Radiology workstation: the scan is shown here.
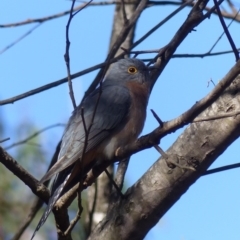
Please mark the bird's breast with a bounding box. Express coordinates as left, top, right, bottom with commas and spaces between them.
99, 81, 149, 161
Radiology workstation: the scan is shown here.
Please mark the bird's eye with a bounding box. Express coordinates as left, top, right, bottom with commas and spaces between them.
128, 66, 138, 74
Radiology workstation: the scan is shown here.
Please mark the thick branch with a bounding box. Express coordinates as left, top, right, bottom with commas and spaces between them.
0, 146, 49, 202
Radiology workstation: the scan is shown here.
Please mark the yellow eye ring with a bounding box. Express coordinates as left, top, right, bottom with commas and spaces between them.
127, 66, 138, 74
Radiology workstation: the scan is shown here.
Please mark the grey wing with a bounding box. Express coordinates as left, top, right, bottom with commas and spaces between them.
41, 83, 131, 183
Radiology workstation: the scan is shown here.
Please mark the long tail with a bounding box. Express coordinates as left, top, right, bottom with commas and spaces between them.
30, 172, 71, 240
31, 159, 93, 239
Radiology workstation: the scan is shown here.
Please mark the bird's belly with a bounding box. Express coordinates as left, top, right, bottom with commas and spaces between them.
98, 113, 145, 161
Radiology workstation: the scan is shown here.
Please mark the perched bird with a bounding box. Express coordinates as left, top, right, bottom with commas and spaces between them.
31, 58, 151, 239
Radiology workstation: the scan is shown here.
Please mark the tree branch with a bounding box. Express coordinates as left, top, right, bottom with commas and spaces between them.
0, 146, 49, 202
5, 123, 65, 150
203, 162, 240, 175
0, 23, 42, 55
213, 0, 239, 61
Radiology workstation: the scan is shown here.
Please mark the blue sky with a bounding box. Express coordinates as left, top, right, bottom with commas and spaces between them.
1, 1, 240, 239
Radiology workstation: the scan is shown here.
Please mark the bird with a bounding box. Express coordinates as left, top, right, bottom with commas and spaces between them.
31, 58, 151, 239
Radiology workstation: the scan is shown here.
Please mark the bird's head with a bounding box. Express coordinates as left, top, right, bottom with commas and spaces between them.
105, 58, 150, 85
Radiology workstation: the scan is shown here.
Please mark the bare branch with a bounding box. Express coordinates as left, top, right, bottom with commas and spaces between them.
64, 0, 78, 110
150, 0, 240, 22
1, 0, 240, 28
5, 123, 65, 150
172, 49, 240, 58
0, 138, 10, 143
0, 58, 120, 106
115, 160, 129, 189
64, 0, 93, 109
0, 146, 49, 202
63, 193, 83, 236
154, 145, 196, 171
208, 8, 240, 53
0, 23, 42, 55
131, 0, 193, 52
203, 162, 240, 175
105, 168, 124, 198
0, 2, 127, 28
213, 0, 239, 61
128, 48, 240, 58
150, 109, 163, 127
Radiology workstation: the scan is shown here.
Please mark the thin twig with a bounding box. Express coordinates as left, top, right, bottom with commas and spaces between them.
208, 8, 240, 53
0, 23, 42, 54
172, 49, 240, 58
64, 0, 93, 109
73, 1, 93, 16
65, 0, 78, 109
131, 0, 193, 51
0, 2, 131, 28
5, 123, 65, 150
128, 48, 240, 58
105, 168, 124, 198
213, 0, 239, 61
203, 162, 240, 176
63, 192, 83, 235
1, 0, 240, 28
154, 145, 196, 171
114, 159, 129, 190
150, 109, 163, 127
0, 57, 120, 106
207, 78, 216, 87
154, 145, 168, 158
0, 137, 10, 143
109, 158, 130, 204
